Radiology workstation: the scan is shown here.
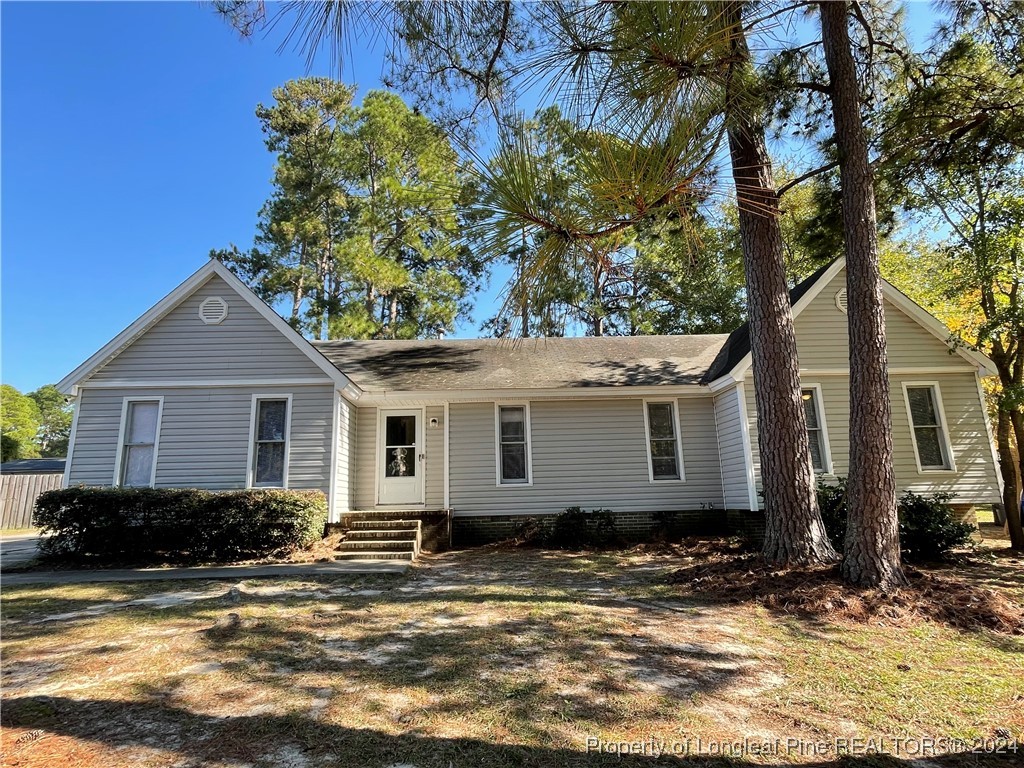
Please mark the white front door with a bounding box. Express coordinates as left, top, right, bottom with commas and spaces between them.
377, 409, 424, 506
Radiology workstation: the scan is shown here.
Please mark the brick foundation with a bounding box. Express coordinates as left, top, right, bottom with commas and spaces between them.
452, 508, 730, 547
725, 508, 767, 545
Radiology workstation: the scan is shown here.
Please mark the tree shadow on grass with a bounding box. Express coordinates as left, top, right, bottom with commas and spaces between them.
4, 695, 1019, 767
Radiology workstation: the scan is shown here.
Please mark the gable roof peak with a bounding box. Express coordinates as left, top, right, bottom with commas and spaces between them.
56, 259, 358, 396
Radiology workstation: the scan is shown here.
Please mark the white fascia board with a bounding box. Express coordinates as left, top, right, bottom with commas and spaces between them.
356, 383, 711, 405
56, 260, 363, 399
707, 374, 739, 393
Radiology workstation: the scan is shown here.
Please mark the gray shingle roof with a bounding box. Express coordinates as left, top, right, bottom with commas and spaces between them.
0, 458, 66, 475
314, 335, 731, 392
312, 263, 838, 393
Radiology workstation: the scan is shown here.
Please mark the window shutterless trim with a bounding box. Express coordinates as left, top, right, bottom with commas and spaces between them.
494, 402, 533, 487
901, 382, 956, 473
642, 398, 686, 484
112, 396, 164, 487
801, 384, 834, 475
246, 394, 292, 488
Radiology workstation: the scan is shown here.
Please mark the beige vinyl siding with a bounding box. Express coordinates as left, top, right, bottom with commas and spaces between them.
744, 377, 999, 508
714, 387, 754, 509
448, 398, 724, 517
794, 266, 973, 369
352, 406, 445, 509
806, 374, 998, 504
353, 407, 377, 510
425, 406, 445, 508
757, 263, 1000, 504
333, 396, 355, 516
746, 393, 762, 495
90, 275, 331, 382
67, 385, 333, 494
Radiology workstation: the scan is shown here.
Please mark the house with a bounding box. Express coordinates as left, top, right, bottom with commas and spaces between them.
56, 258, 1002, 547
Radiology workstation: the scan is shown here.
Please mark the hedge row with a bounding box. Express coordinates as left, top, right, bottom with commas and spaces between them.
34, 487, 328, 563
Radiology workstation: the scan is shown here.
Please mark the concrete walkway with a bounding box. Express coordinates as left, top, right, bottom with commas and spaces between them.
0, 533, 41, 570
2, 559, 409, 586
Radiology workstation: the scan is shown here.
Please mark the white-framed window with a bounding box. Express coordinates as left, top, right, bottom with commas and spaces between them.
643, 400, 685, 482
114, 397, 163, 487
248, 395, 292, 488
495, 403, 532, 486
902, 383, 955, 472
801, 385, 833, 474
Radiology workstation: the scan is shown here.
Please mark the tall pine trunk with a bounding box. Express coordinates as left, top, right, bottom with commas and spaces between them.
996, 410, 1024, 548
725, 2, 837, 565
820, 1, 906, 588
1009, 408, 1024, 549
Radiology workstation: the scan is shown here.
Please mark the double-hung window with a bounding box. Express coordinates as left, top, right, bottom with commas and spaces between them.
645, 401, 683, 482
904, 384, 953, 471
497, 404, 531, 485
250, 397, 290, 487
801, 387, 830, 473
117, 399, 162, 487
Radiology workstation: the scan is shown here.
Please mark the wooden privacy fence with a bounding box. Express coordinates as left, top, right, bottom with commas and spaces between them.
1, 472, 63, 529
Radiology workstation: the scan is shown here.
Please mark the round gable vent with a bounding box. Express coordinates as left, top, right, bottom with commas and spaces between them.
835, 288, 848, 314
198, 296, 229, 325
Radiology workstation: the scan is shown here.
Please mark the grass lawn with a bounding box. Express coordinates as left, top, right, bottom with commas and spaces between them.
1, 538, 1022, 767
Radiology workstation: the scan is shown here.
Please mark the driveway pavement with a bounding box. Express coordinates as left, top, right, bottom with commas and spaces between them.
0, 533, 41, 570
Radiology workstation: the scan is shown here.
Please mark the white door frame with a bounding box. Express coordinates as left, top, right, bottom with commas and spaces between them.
376, 408, 426, 506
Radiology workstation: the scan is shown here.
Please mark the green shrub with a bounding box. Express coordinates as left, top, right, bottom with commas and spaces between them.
897, 490, 975, 561
547, 506, 619, 549
815, 476, 848, 549
34, 487, 327, 563
814, 478, 975, 561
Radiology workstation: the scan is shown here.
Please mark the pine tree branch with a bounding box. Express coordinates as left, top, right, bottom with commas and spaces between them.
776, 160, 840, 198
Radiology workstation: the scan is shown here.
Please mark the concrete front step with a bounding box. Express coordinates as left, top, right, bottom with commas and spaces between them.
335, 550, 415, 562
339, 539, 417, 552
336, 515, 423, 562
341, 510, 445, 523
346, 529, 419, 541
348, 520, 420, 531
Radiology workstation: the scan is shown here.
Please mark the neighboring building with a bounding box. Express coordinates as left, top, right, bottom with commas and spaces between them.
1, 458, 66, 529
56, 259, 1001, 545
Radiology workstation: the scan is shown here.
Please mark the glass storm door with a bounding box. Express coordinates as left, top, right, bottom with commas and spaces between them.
378, 410, 423, 505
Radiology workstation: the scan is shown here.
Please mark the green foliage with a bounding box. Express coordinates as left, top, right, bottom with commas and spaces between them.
214, 81, 482, 341
547, 506, 619, 550
897, 491, 976, 562
815, 478, 975, 561
815, 476, 849, 549
1, 384, 41, 461
34, 487, 327, 563
28, 385, 72, 457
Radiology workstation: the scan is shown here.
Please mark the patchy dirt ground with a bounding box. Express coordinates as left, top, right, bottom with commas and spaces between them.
2, 546, 1022, 767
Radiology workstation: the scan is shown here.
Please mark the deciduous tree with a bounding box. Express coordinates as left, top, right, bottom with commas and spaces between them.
1, 384, 42, 461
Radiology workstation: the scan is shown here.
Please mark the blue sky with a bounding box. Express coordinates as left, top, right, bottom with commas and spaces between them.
2, 1, 486, 392
2, 2, 939, 393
